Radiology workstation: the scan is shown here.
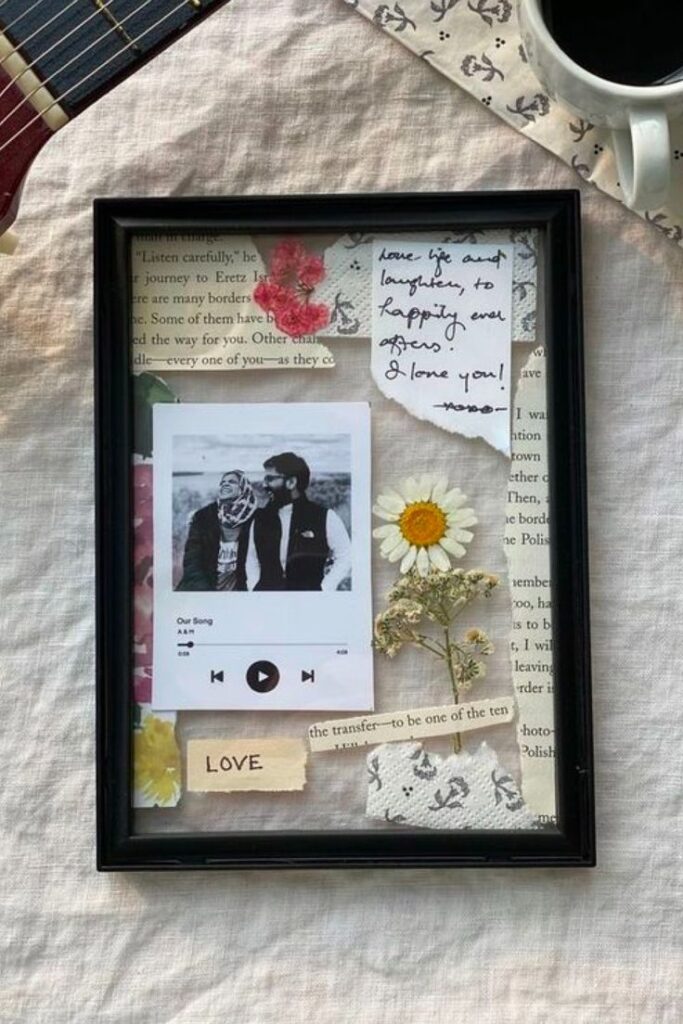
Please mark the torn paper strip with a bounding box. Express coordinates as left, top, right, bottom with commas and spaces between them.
318, 229, 538, 341
308, 697, 514, 753
504, 346, 557, 824
371, 240, 513, 454
366, 741, 538, 830
130, 234, 334, 371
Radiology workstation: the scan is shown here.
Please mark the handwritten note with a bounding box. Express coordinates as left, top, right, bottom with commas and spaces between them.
308, 697, 514, 753
130, 234, 335, 372
318, 229, 538, 342
504, 347, 556, 824
186, 737, 307, 792
371, 241, 513, 454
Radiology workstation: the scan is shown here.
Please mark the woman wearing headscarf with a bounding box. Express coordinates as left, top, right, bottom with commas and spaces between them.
177, 470, 258, 591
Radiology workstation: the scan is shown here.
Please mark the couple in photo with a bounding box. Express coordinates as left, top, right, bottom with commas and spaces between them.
177, 452, 351, 592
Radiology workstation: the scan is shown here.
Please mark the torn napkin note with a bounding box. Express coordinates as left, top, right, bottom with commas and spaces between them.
366, 741, 538, 831
371, 240, 513, 454
317, 229, 537, 342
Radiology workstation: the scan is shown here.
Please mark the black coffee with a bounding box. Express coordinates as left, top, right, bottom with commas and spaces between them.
541, 0, 683, 87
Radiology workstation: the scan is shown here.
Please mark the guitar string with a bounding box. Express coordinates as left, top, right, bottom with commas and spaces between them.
2, 0, 100, 69
0, 0, 197, 155
0, 0, 163, 133
0, 0, 149, 107
1, 0, 62, 37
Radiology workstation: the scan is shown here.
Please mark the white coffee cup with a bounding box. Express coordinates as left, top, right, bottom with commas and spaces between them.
518, 0, 683, 211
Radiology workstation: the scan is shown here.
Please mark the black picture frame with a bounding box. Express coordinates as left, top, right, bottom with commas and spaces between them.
95, 191, 594, 870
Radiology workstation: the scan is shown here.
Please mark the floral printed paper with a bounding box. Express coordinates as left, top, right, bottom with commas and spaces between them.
366, 740, 538, 830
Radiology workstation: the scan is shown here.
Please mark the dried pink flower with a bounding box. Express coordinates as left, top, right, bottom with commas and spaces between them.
298, 255, 325, 290
275, 303, 310, 338
253, 279, 293, 314
269, 239, 308, 282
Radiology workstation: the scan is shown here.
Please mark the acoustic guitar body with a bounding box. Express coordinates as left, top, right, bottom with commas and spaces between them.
0, 0, 231, 253
0, 67, 51, 251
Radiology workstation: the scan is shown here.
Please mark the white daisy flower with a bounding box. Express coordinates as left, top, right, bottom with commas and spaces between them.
372, 474, 477, 575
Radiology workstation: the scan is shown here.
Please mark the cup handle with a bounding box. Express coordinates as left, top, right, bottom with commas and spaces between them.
611, 108, 670, 211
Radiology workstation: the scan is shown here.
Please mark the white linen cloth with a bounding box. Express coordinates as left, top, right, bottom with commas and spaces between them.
1, 0, 682, 1020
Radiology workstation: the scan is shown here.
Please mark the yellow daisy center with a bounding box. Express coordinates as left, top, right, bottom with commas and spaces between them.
398, 501, 447, 547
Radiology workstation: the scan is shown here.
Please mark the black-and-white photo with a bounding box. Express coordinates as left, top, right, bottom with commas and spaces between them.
172, 434, 353, 592
152, 402, 371, 712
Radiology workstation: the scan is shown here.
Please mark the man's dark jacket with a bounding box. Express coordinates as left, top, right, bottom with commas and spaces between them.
253, 496, 330, 591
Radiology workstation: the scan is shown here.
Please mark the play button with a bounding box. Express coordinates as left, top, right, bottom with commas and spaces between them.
245, 660, 280, 693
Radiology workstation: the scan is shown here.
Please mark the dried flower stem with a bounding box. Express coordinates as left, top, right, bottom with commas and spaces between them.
444, 628, 463, 754
374, 568, 499, 752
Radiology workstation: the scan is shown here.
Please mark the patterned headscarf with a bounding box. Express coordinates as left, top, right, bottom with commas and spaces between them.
216, 471, 258, 528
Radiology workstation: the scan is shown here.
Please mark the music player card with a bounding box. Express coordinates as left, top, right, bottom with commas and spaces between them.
151, 402, 373, 711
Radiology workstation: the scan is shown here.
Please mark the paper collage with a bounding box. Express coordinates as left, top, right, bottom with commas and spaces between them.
130, 235, 335, 372
129, 228, 555, 834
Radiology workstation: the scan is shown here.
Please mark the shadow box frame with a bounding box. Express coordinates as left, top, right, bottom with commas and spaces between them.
95, 190, 595, 871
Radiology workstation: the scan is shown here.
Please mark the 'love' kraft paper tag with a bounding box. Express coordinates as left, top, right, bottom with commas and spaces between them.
186, 737, 307, 792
